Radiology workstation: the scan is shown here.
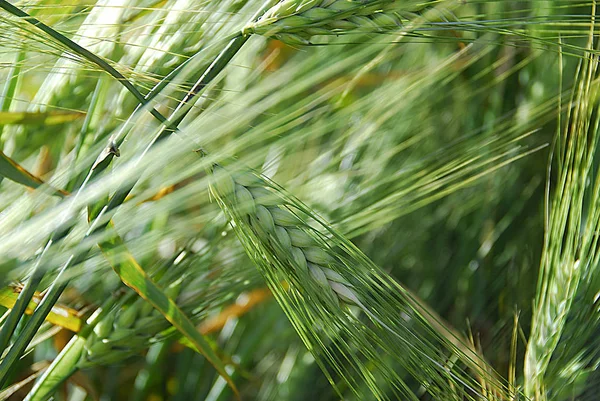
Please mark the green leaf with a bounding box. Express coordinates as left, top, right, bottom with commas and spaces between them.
25, 335, 86, 401
0, 150, 68, 196
0, 263, 71, 388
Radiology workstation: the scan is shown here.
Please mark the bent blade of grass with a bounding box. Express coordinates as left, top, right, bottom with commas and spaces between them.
97, 225, 240, 400
0, 150, 68, 196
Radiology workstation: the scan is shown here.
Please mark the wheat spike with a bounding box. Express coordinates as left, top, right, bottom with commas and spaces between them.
83, 281, 182, 366
211, 165, 362, 309
209, 164, 509, 399
243, 0, 411, 44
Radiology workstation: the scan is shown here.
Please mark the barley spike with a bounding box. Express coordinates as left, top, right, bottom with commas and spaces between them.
210, 165, 362, 309
83, 284, 181, 365
243, 0, 410, 44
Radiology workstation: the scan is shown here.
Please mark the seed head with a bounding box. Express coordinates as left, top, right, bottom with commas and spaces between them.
209, 165, 362, 309
243, 0, 408, 44
83, 283, 182, 365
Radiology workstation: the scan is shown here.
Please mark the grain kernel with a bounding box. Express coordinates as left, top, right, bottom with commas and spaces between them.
234, 171, 262, 187
235, 185, 256, 216
328, 0, 357, 11
93, 314, 114, 339
270, 207, 299, 226
250, 187, 280, 206
304, 247, 334, 265
255, 205, 275, 234
303, 7, 338, 20
273, 225, 293, 251
116, 306, 138, 328
212, 165, 235, 197
288, 228, 314, 247
322, 267, 348, 284
292, 247, 308, 272
308, 263, 329, 287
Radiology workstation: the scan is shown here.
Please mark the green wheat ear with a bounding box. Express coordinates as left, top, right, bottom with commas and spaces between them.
209, 163, 510, 400
242, 0, 425, 44
83, 283, 179, 366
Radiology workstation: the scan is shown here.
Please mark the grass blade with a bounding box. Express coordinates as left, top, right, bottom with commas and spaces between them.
0, 268, 44, 357
0, 150, 68, 196
0, 264, 71, 388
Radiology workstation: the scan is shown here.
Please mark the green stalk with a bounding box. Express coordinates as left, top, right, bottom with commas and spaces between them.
0, 49, 23, 141
0, 49, 23, 189
73, 78, 103, 161
0, 251, 45, 353
154, 34, 247, 142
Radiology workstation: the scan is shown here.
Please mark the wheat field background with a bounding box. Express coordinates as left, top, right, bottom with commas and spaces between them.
0, 1, 598, 400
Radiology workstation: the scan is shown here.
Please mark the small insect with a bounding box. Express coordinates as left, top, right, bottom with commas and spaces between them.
107, 141, 120, 157
92, 141, 120, 170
